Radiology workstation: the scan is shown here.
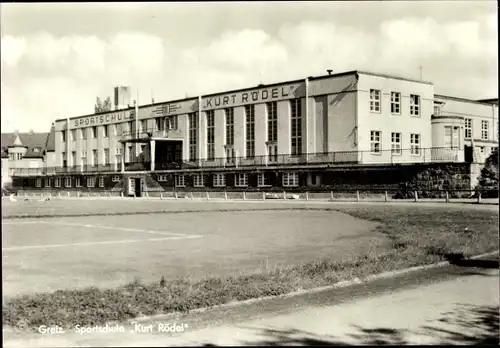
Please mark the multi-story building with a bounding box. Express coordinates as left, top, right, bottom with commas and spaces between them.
1, 130, 53, 189
9, 70, 498, 195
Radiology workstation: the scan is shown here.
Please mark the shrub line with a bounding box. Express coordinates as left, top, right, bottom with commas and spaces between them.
129, 250, 499, 324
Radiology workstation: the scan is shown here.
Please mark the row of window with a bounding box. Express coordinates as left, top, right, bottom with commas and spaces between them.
157, 172, 300, 188
190, 99, 302, 162
370, 131, 421, 155
369, 90, 421, 116
464, 119, 493, 141
61, 116, 179, 142
34, 175, 121, 188
61, 148, 123, 167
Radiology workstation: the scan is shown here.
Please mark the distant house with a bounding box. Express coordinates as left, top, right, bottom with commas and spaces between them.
1, 128, 53, 188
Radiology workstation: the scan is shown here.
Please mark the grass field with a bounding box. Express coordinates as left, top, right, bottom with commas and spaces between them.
2, 209, 388, 297
2, 198, 498, 330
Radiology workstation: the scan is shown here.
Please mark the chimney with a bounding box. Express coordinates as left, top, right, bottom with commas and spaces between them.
327, 69, 333, 75
114, 86, 131, 110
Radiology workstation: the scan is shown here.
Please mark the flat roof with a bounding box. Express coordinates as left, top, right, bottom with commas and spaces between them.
435, 94, 499, 106
53, 70, 453, 124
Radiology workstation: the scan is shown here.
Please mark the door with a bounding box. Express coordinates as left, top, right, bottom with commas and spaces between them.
134, 178, 142, 197
128, 177, 135, 196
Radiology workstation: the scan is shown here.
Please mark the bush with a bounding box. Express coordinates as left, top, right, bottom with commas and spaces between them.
475, 148, 499, 198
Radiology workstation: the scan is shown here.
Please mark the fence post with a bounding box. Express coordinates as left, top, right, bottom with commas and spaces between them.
77, 192, 80, 198
384, 191, 388, 202
58, 192, 61, 198
68, 192, 70, 198
174, 191, 178, 200
445, 191, 449, 203
224, 191, 228, 200
330, 191, 334, 201
120, 192, 124, 198
283, 191, 286, 200
191, 192, 194, 200
160, 192, 163, 200
97, 192, 100, 198
262, 192, 265, 200
477, 192, 482, 204
356, 190, 360, 202
206, 191, 210, 200
414, 191, 418, 202
243, 191, 246, 200
305, 191, 309, 201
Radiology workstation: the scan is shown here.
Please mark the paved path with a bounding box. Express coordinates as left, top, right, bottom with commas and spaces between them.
4, 262, 499, 347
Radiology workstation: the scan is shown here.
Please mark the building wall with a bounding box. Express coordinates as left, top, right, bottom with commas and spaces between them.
357, 73, 434, 164
435, 96, 498, 164
2, 158, 10, 187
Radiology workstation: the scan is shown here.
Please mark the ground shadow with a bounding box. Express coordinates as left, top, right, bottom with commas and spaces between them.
448, 258, 499, 269
196, 304, 499, 346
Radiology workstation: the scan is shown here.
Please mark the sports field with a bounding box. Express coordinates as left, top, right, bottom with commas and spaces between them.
2, 205, 390, 297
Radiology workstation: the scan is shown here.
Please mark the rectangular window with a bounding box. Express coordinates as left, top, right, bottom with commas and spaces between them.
410, 94, 420, 116
103, 149, 110, 164
44, 178, 51, 188
193, 174, 205, 187
168, 115, 178, 130
70, 130, 76, 141
128, 121, 134, 134
81, 128, 87, 140
115, 147, 122, 156
61, 131, 66, 142
54, 177, 61, 188
370, 89, 381, 112
290, 98, 302, 156
213, 173, 226, 187
481, 120, 489, 140
128, 145, 133, 161
71, 151, 76, 166
391, 132, 401, 155
87, 177, 95, 187
282, 172, 299, 187
480, 146, 486, 154
92, 126, 97, 138
370, 131, 381, 154
156, 118, 164, 131
75, 177, 82, 187
268, 143, 278, 162
258, 172, 272, 187
410, 133, 421, 155
465, 118, 472, 139
206, 110, 215, 161
267, 101, 278, 142
175, 174, 185, 187
245, 105, 255, 158
444, 126, 452, 147
92, 149, 98, 166
225, 108, 234, 146
434, 105, 441, 116
112, 175, 121, 182
36, 178, 42, 188
64, 177, 71, 188
98, 176, 104, 188
62, 152, 67, 167
226, 147, 235, 164
188, 113, 197, 161
235, 173, 248, 187
391, 92, 400, 114
140, 120, 147, 133
157, 175, 167, 182
103, 125, 109, 138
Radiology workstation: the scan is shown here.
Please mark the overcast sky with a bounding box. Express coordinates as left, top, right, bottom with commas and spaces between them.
1, 1, 497, 133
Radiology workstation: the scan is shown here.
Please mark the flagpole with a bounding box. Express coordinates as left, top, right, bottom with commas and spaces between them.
135, 88, 139, 156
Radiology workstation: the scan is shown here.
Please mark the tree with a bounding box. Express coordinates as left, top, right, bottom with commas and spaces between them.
94, 96, 112, 113
475, 147, 499, 197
